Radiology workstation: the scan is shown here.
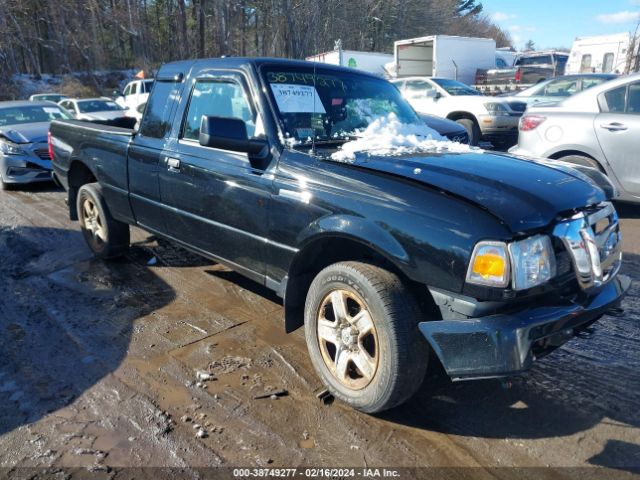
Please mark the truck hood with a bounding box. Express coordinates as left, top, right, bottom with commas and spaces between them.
0, 122, 49, 144
334, 150, 606, 232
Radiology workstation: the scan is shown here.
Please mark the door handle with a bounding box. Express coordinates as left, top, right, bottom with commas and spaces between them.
600, 122, 628, 132
166, 157, 181, 171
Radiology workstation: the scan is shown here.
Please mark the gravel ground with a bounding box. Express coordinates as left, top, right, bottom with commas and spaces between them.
0, 183, 638, 479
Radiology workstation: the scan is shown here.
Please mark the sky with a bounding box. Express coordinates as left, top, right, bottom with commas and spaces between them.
482, 0, 640, 50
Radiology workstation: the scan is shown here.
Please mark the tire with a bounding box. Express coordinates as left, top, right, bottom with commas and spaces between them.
304, 261, 429, 413
0, 175, 14, 191
76, 182, 130, 259
455, 118, 481, 146
558, 154, 604, 173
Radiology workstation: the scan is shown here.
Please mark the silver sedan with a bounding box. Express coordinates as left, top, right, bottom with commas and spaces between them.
0, 101, 71, 190
510, 72, 640, 204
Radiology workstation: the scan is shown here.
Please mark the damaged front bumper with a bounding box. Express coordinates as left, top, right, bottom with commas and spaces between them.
419, 274, 631, 381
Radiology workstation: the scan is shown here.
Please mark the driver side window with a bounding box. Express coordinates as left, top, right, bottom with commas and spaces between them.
182, 77, 258, 142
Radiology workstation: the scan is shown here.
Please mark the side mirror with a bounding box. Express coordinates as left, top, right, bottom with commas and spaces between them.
199, 116, 267, 155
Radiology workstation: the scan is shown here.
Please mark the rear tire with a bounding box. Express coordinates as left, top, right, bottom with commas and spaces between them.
558, 154, 604, 173
77, 182, 129, 259
455, 118, 481, 146
304, 261, 429, 413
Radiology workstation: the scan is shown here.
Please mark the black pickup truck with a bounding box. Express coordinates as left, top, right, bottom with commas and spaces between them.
50, 57, 629, 413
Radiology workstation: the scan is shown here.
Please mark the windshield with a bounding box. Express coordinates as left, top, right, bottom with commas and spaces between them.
33, 94, 66, 102
0, 105, 70, 126
77, 100, 123, 113
431, 78, 482, 96
262, 66, 421, 146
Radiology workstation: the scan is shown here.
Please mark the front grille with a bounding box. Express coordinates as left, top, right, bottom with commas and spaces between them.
553, 202, 622, 292
34, 148, 51, 160
447, 132, 469, 144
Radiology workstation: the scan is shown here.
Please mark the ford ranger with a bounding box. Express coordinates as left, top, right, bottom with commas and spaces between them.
50, 58, 629, 413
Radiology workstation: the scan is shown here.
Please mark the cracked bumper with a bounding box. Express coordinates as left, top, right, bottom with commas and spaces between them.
419, 274, 631, 381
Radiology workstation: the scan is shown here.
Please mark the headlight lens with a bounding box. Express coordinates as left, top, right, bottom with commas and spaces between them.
466, 235, 556, 290
509, 235, 556, 290
484, 102, 510, 116
466, 241, 510, 288
0, 140, 27, 156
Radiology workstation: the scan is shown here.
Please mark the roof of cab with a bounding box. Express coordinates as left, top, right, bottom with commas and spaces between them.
157, 57, 382, 81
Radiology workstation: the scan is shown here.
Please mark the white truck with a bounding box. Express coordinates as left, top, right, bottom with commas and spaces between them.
565, 32, 637, 74
115, 79, 155, 111
390, 35, 496, 85
306, 48, 393, 77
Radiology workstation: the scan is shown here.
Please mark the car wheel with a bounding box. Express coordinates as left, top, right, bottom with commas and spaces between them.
304, 261, 429, 413
77, 182, 130, 259
455, 118, 481, 146
559, 155, 604, 173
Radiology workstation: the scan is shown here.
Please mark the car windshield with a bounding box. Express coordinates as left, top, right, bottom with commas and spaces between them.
0, 105, 70, 126
33, 94, 65, 102
431, 78, 482, 96
77, 100, 123, 113
262, 66, 421, 146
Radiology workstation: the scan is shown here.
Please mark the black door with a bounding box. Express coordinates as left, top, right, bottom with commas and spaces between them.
158, 71, 275, 281
127, 75, 184, 232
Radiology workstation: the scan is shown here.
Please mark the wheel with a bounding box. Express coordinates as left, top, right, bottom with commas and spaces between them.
455, 118, 481, 146
0, 175, 14, 191
304, 261, 429, 413
77, 182, 130, 259
558, 154, 604, 173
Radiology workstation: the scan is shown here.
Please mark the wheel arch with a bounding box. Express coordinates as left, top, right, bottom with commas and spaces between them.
281, 218, 433, 333
446, 111, 479, 124
548, 149, 606, 173
67, 159, 98, 220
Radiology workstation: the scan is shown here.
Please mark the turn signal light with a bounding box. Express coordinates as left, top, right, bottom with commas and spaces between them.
48, 131, 54, 161
473, 253, 506, 278
519, 115, 546, 132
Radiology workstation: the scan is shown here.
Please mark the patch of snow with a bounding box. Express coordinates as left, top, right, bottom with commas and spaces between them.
331, 112, 479, 162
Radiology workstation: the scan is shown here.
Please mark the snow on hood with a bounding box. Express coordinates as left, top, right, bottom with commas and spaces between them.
331, 113, 477, 162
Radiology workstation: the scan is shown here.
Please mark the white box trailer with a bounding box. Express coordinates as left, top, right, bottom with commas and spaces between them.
566, 32, 634, 74
392, 35, 496, 85
306, 49, 394, 77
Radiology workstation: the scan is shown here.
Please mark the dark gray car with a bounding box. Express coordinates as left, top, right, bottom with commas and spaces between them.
0, 101, 71, 190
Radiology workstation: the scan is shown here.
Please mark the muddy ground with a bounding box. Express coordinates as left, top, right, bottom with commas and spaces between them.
0, 184, 639, 479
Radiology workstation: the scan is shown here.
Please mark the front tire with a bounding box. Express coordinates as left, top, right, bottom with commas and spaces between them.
77, 183, 130, 259
455, 118, 481, 146
304, 261, 429, 413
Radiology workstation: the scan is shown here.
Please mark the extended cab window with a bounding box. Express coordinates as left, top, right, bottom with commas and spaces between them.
138, 80, 182, 138
182, 78, 256, 141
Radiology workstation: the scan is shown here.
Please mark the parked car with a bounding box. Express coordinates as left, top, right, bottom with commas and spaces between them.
0, 101, 70, 189
114, 79, 154, 111
50, 58, 628, 413
58, 98, 128, 122
476, 50, 569, 88
510, 72, 640, 204
125, 102, 146, 128
29, 93, 69, 103
419, 113, 469, 143
501, 73, 618, 107
391, 76, 526, 146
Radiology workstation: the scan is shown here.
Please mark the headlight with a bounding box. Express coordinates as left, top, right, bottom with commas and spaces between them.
0, 140, 27, 156
466, 235, 556, 290
484, 102, 510, 116
509, 235, 556, 290
466, 241, 510, 288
